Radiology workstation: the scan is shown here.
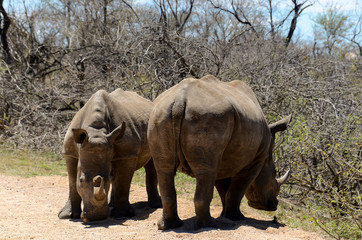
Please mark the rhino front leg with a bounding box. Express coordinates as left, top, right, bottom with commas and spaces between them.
144, 158, 162, 208
58, 156, 82, 219
220, 174, 248, 221
222, 159, 266, 221
110, 160, 135, 218
222, 162, 265, 221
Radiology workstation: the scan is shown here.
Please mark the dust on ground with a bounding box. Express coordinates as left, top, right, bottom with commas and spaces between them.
0, 175, 326, 240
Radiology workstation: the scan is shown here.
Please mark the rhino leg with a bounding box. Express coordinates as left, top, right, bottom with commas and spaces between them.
149, 129, 182, 230
110, 160, 136, 218
221, 162, 264, 221
220, 174, 248, 221
58, 157, 82, 219
215, 178, 231, 217
156, 170, 183, 230
194, 172, 217, 229
181, 113, 232, 228
144, 158, 162, 208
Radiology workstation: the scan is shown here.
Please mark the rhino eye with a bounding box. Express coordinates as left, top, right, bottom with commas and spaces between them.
79, 175, 86, 184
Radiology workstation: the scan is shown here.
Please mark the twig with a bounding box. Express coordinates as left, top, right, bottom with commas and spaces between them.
312, 216, 340, 240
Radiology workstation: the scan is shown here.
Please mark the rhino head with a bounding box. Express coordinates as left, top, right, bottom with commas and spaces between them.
245, 115, 291, 211
72, 122, 126, 221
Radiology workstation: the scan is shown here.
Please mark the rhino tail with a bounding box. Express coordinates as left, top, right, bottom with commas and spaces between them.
171, 92, 189, 174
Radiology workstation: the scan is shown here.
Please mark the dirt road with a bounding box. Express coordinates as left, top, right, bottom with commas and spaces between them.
0, 175, 325, 239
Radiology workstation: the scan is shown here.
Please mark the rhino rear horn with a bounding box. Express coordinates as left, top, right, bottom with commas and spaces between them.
107, 122, 126, 144
269, 114, 292, 135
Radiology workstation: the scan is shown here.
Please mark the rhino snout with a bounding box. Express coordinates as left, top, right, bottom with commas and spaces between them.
247, 198, 278, 211
267, 199, 278, 211
81, 206, 110, 222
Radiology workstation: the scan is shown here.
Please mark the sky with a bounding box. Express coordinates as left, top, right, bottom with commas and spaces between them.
294, 0, 361, 42
4, 0, 362, 43
133, 0, 362, 42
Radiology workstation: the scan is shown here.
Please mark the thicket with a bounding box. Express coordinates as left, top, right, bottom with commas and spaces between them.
0, 0, 360, 239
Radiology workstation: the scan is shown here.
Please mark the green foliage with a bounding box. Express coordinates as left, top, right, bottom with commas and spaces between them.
174, 172, 196, 197
0, 146, 66, 177
275, 114, 362, 239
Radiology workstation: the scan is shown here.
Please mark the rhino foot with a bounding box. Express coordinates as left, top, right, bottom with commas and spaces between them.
220, 210, 245, 221
196, 216, 217, 230
58, 202, 81, 219
111, 205, 135, 219
157, 216, 183, 230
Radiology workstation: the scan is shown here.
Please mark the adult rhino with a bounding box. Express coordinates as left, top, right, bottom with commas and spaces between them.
58, 89, 161, 222
148, 75, 291, 230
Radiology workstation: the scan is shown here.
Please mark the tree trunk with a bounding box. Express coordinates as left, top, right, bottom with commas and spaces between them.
285, 0, 312, 48
103, 0, 108, 34
0, 0, 12, 64
285, 3, 300, 48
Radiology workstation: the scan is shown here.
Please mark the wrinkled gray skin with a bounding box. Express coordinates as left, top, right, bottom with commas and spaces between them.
58, 89, 161, 222
147, 75, 291, 230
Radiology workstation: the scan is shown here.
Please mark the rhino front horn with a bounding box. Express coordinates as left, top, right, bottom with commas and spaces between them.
277, 169, 290, 186
93, 176, 106, 202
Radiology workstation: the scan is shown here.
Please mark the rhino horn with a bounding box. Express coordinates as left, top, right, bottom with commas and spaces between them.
93, 176, 106, 201
277, 169, 290, 186
269, 114, 292, 135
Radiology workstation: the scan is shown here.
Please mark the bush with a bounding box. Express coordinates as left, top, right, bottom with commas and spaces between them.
0, 1, 361, 238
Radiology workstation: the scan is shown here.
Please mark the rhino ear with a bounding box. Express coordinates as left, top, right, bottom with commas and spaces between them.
72, 129, 88, 144
269, 114, 292, 135
107, 122, 126, 144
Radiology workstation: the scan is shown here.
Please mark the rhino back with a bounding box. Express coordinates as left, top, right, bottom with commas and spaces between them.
63, 89, 152, 164
150, 75, 271, 179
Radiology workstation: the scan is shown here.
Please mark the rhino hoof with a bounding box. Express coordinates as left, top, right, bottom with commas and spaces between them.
58, 209, 81, 219
58, 203, 81, 219
58, 209, 72, 219
196, 217, 217, 230
157, 217, 183, 230
221, 211, 245, 221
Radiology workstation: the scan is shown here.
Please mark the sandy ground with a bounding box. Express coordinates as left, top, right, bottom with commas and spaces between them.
0, 175, 326, 240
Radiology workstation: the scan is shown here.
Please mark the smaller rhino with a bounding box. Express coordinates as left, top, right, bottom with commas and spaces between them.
58, 89, 161, 222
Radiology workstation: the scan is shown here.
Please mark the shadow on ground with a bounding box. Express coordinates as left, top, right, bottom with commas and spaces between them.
77, 200, 284, 233
78, 201, 158, 229
164, 216, 285, 234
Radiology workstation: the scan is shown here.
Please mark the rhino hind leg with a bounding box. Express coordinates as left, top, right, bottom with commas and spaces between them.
157, 170, 183, 230
194, 172, 218, 229
215, 178, 231, 217
144, 159, 162, 208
